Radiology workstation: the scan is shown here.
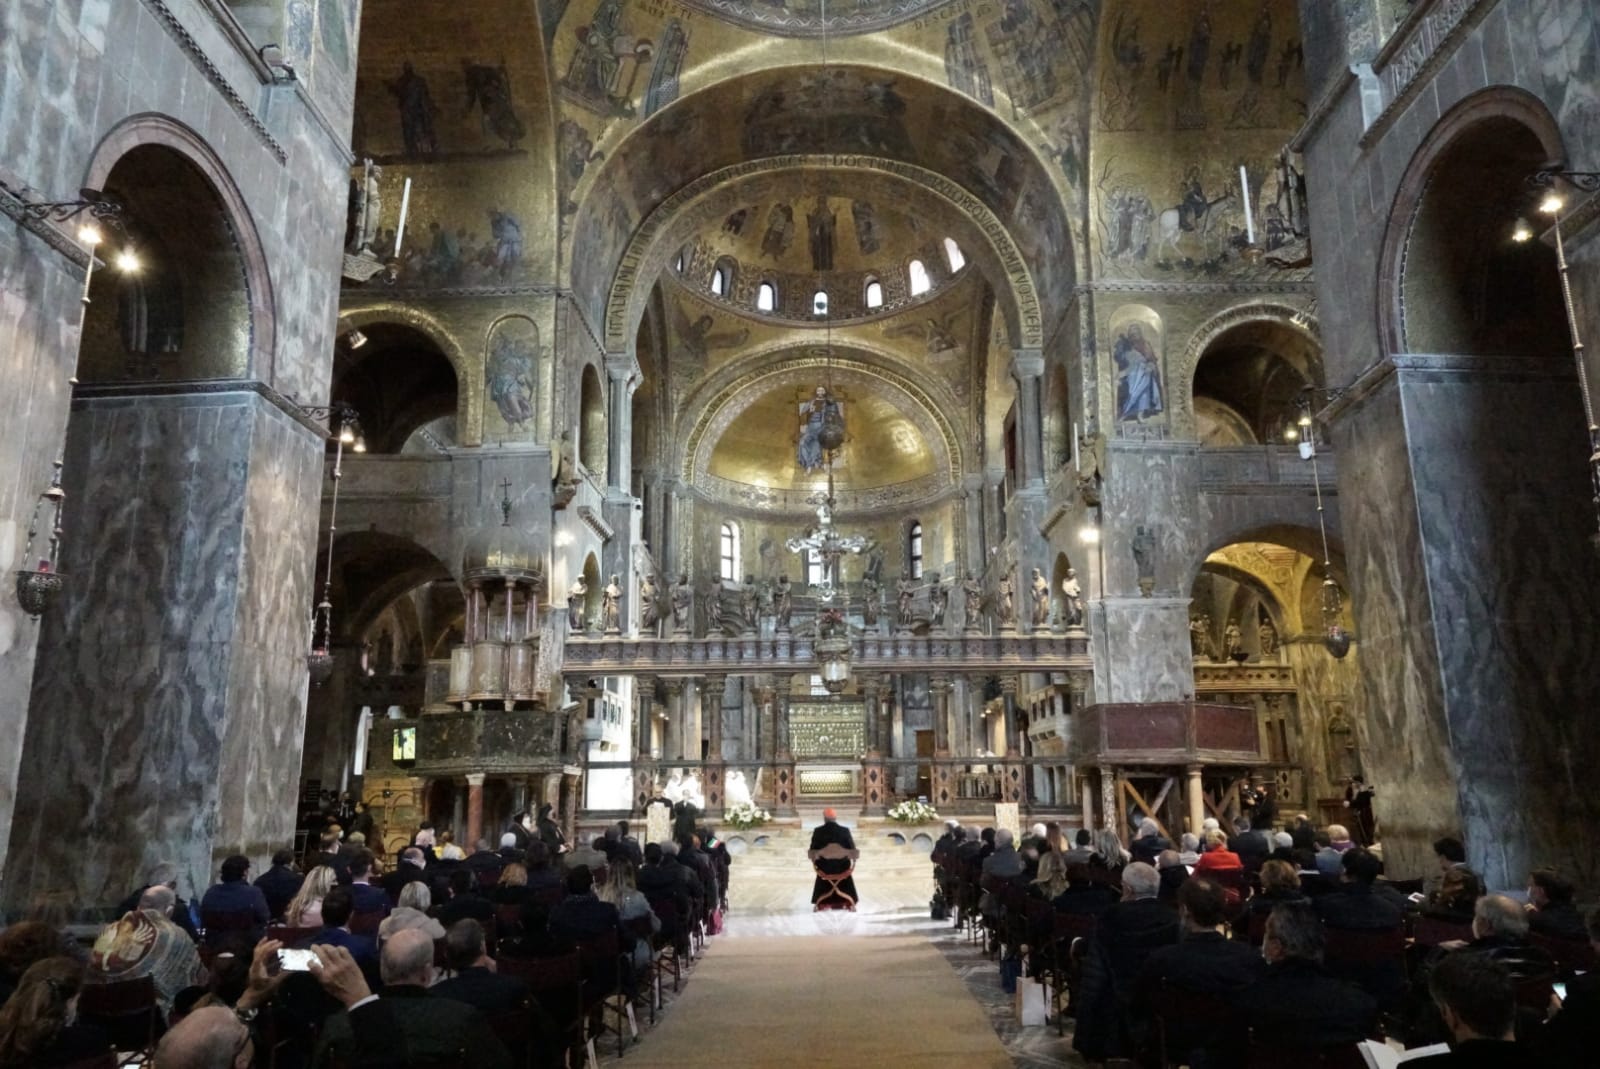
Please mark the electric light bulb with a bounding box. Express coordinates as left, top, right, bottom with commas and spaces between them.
1511, 223, 1533, 243
1539, 193, 1564, 216
115, 248, 141, 272
339, 424, 356, 444
78, 225, 102, 246
353, 437, 367, 454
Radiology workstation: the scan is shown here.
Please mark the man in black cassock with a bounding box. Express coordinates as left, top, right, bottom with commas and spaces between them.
809, 809, 859, 911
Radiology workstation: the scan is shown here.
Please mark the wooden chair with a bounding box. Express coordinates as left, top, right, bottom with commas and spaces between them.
1152, 980, 1232, 1068
627, 914, 663, 1024
487, 998, 533, 1069
1324, 927, 1406, 966
77, 976, 162, 1066
1410, 915, 1473, 947
500, 951, 588, 1069
810, 842, 860, 914
1047, 912, 1099, 1035
1245, 1036, 1367, 1069
646, 896, 686, 992
578, 929, 633, 1058
267, 923, 325, 946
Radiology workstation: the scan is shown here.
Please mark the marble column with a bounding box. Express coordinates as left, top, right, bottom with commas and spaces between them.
1099, 766, 1117, 832
1328, 357, 1600, 887
1010, 349, 1046, 487
603, 354, 638, 495
635, 676, 655, 758
1185, 765, 1204, 838
1000, 677, 1021, 757
770, 683, 796, 817
859, 673, 886, 817
1080, 774, 1096, 829
466, 774, 486, 849
930, 675, 954, 812
661, 679, 683, 766
702, 675, 726, 817
5, 391, 323, 911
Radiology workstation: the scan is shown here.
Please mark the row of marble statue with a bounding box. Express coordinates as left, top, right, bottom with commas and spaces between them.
1190, 611, 1279, 661
565, 566, 1087, 637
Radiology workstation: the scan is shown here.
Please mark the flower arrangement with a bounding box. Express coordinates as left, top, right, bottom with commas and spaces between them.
724, 800, 771, 829
887, 799, 940, 824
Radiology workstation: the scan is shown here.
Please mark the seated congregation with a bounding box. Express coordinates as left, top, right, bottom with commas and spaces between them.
0, 817, 731, 1068
932, 815, 1599, 1067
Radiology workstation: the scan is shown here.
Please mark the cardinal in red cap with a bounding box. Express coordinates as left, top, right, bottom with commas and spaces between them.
809, 808, 858, 909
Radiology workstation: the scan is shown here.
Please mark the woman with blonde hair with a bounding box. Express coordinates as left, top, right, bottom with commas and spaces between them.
1030, 849, 1071, 900
1090, 828, 1130, 870
493, 862, 531, 907
397, 880, 432, 913
596, 860, 659, 970
284, 864, 337, 927
0, 957, 107, 1067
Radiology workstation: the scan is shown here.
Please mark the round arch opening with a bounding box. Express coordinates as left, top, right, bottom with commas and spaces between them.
332, 323, 460, 454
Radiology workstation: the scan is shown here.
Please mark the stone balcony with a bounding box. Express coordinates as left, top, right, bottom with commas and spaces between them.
1070, 702, 1266, 768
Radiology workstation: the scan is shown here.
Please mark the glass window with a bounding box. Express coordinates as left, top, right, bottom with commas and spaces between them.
864, 279, 884, 309
908, 259, 930, 296
812, 290, 828, 316
908, 521, 924, 579
719, 522, 740, 581
757, 282, 776, 312
943, 237, 966, 272
711, 264, 728, 296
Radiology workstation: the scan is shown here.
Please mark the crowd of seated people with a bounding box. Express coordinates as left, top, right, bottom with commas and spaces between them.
932, 810, 1600, 1067
0, 814, 732, 1068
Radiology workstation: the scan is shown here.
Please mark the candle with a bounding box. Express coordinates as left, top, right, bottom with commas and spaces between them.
1072, 421, 1080, 472
1239, 165, 1255, 245
393, 177, 412, 258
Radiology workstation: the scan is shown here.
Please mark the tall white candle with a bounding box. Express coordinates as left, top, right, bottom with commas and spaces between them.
1072, 421, 1081, 472
1239, 165, 1255, 245
393, 177, 412, 258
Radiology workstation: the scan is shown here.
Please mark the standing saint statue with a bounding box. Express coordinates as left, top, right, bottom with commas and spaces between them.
1062, 568, 1084, 627
1224, 620, 1243, 660
1030, 567, 1051, 628
671, 574, 693, 633
701, 577, 724, 633
567, 575, 588, 631
996, 571, 1017, 628
1258, 615, 1278, 656
862, 575, 880, 627
740, 576, 760, 633
928, 572, 948, 627
897, 575, 916, 629
601, 574, 622, 633
638, 572, 660, 632
774, 575, 793, 630
962, 572, 983, 629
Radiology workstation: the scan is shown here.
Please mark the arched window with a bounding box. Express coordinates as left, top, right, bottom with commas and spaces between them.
812, 290, 828, 316
943, 237, 966, 273
711, 260, 733, 296
674, 250, 685, 273
908, 259, 931, 296
757, 281, 777, 312
719, 522, 741, 581
908, 520, 924, 579
864, 278, 884, 309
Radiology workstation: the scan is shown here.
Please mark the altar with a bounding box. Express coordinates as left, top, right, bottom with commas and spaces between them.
790, 700, 866, 797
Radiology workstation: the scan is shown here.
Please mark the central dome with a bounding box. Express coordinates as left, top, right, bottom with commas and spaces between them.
672, 192, 967, 323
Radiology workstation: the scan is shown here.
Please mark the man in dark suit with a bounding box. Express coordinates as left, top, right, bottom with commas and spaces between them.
549, 866, 623, 948
346, 849, 390, 919
255, 848, 304, 922
1534, 905, 1600, 1067
464, 838, 505, 883
1133, 877, 1263, 1063
1053, 863, 1118, 917
1234, 901, 1379, 1054
313, 831, 353, 884
435, 867, 496, 929
1072, 862, 1179, 1062
199, 854, 271, 947
433, 919, 529, 1014
314, 886, 378, 973
380, 847, 429, 904
638, 842, 690, 941
1314, 847, 1406, 1007
117, 861, 201, 941
1407, 950, 1528, 1066
1229, 815, 1272, 873
311, 932, 512, 1069
1527, 868, 1586, 941
1130, 819, 1171, 866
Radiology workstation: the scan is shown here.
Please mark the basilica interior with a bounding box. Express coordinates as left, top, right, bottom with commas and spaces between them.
3, 0, 1600, 952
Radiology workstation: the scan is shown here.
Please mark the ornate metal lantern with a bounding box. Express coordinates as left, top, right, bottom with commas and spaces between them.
14, 460, 67, 618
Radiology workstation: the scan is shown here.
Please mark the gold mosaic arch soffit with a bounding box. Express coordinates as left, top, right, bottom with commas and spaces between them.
679, 347, 964, 487
603, 154, 1043, 351
1170, 301, 1321, 440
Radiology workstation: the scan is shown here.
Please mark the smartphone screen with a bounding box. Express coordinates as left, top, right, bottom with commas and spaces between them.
1553, 982, 1568, 1001
277, 948, 318, 972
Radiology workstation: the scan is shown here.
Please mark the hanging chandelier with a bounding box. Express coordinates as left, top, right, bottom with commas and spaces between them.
1295, 392, 1349, 657
303, 402, 365, 684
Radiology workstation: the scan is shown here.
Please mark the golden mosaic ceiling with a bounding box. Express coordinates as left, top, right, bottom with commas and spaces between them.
707, 379, 938, 491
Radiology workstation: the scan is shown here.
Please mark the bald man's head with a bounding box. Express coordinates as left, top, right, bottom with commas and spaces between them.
381, 926, 435, 986
154, 1005, 249, 1068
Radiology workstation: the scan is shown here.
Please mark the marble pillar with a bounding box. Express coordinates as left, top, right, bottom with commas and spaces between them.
1186, 765, 1204, 838
1330, 357, 1600, 887
1010, 350, 1046, 487
1000, 677, 1020, 757
661, 679, 683, 765
466, 774, 485, 849
4, 391, 323, 911
604, 355, 636, 494
703, 675, 726, 817
930, 675, 954, 812
1099, 766, 1117, 832
860, 674, 884, 757
771, 684, 796, 817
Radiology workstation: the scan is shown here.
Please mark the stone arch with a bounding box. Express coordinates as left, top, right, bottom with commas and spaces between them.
601, 156, 1045, 352
341, 305, 481, 445
1181, 523, 1347, 615
578, 363, 607, 479
83, 113, 277, 383
1377, 87, 1566, 357
1172, 302, 1321, 440
677, 344, 967, 492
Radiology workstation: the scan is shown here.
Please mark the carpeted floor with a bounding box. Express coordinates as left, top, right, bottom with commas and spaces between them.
617, 934, 1013, 1068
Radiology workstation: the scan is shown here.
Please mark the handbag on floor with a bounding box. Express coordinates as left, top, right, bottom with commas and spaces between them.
930, 890, 948, 920
708, 908, 724, 935
1015, 978, 1047, 1026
